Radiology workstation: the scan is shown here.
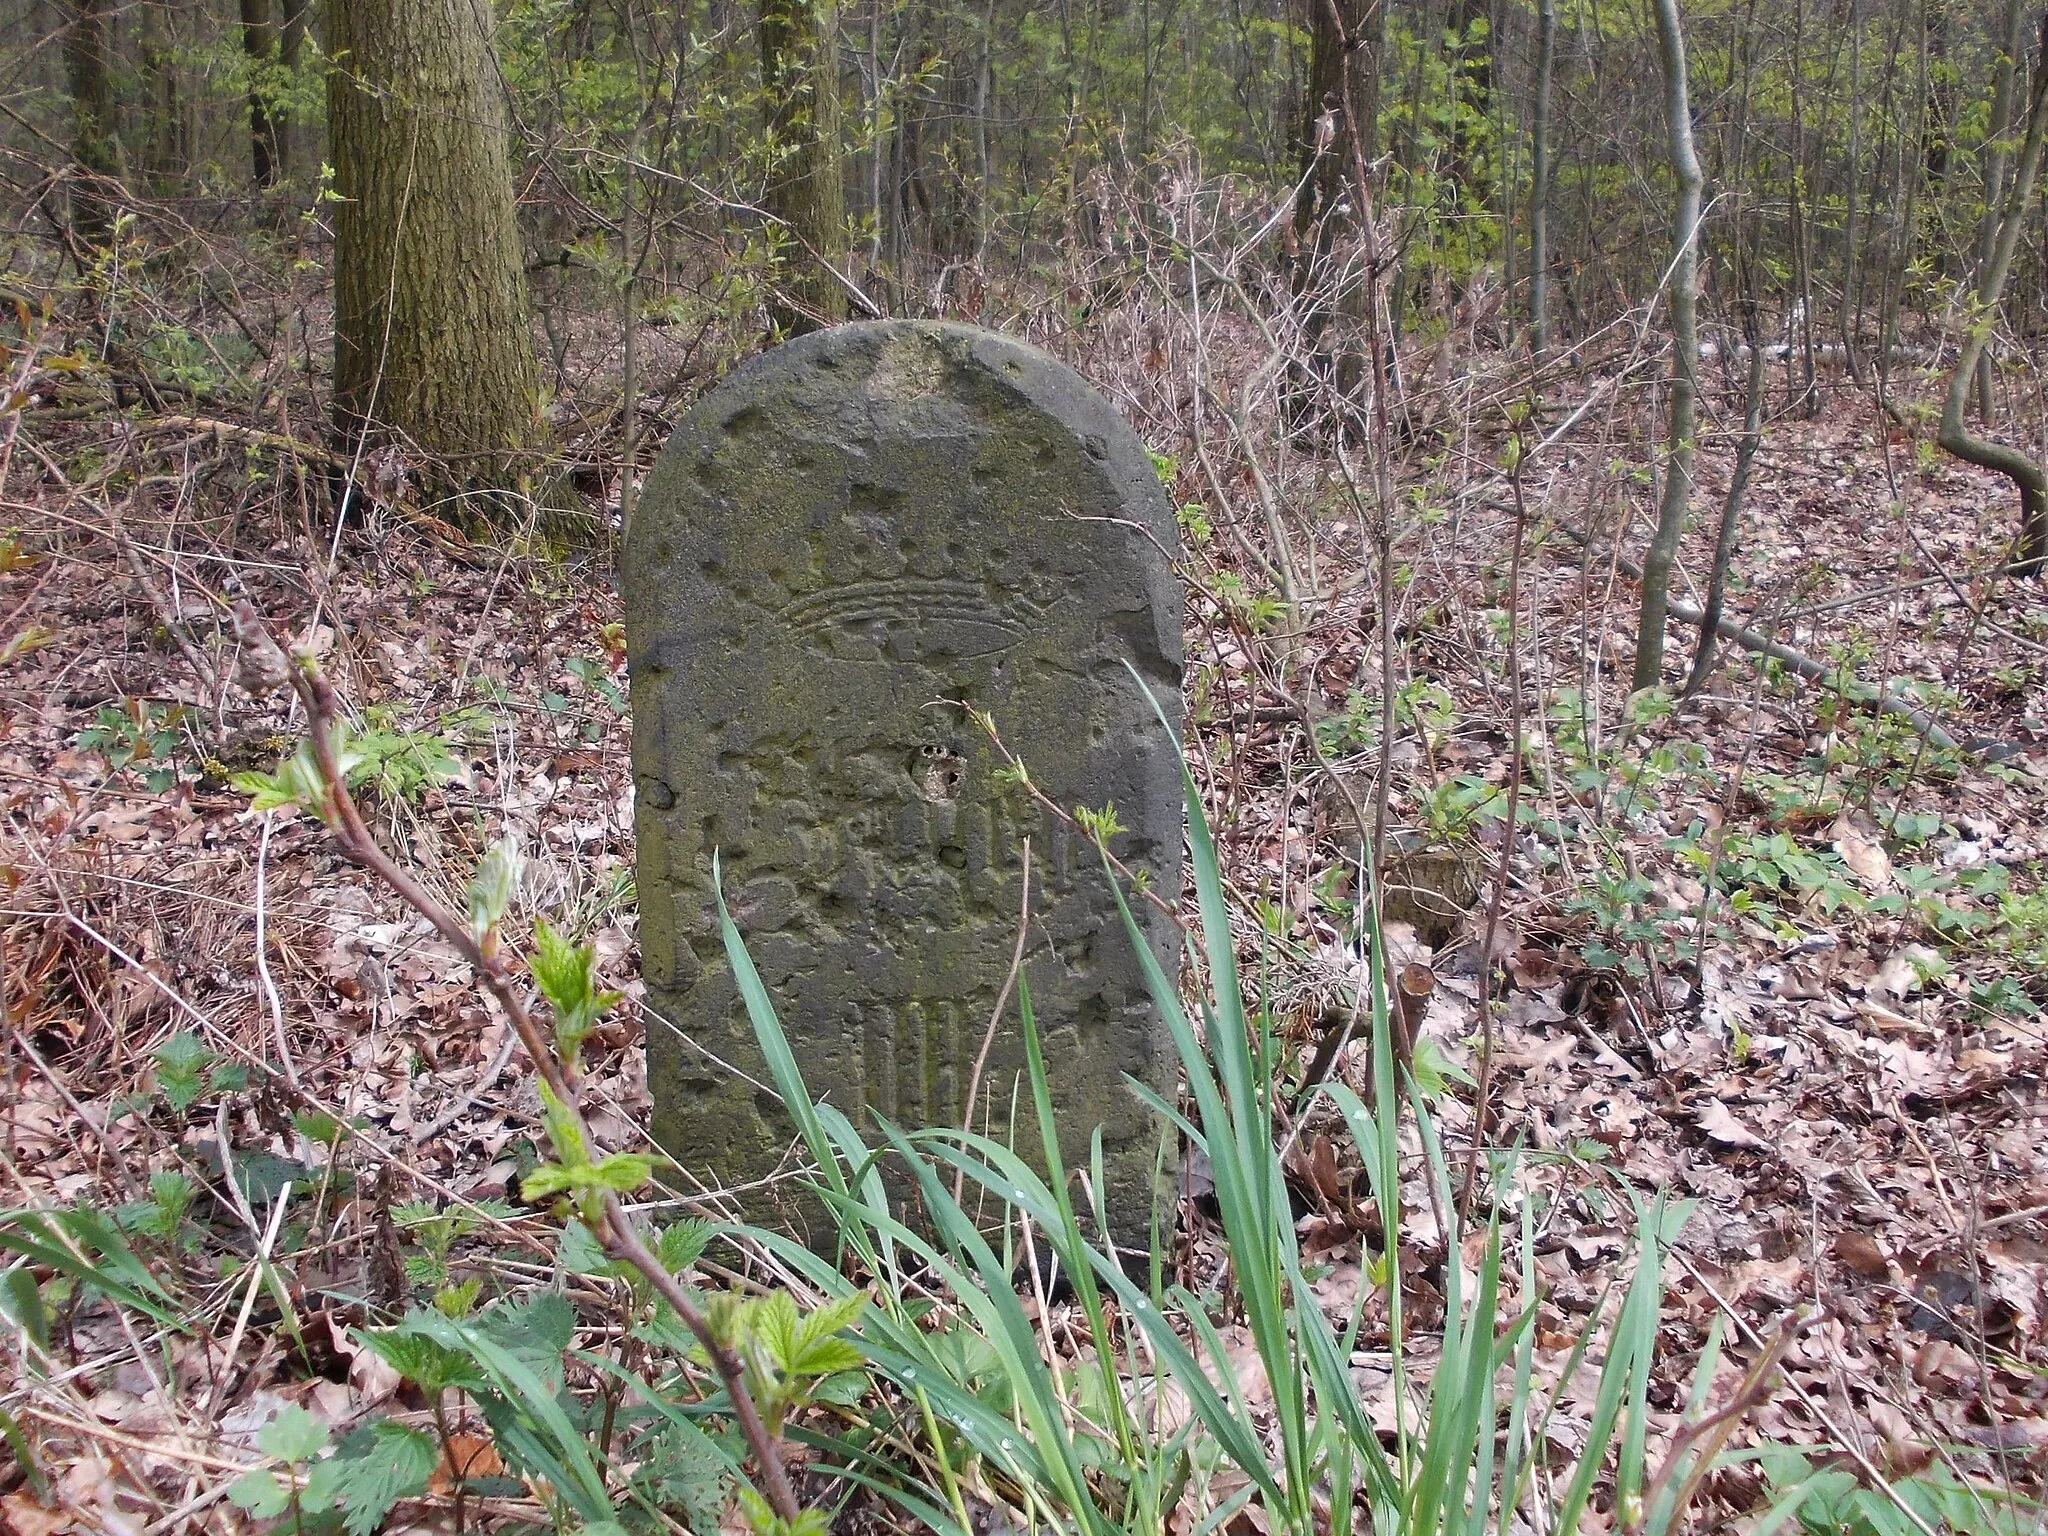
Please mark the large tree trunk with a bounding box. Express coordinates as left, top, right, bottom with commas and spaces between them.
1285, 0, 1380, 435
760, 0, 848, 332
64, 0, 122, 245
1293, 0, 1377, 238
135, 0, 187, 195
327, 0, 541, 499
1632, 0, 1704, 693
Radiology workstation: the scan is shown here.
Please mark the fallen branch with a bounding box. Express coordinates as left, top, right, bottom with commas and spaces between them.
1555, 521, 1962, 752
133, 413, 350, 470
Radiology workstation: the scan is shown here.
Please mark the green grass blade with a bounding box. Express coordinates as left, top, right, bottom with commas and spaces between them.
861, 1117, 1112, 1536
713, 856, 849, 1207
1552, 1222, 1662, 1536
1018, 973, 1138, 1462
0, 1208, 187, 1333
1102, 859, 1310, 1518
918, 1131, 1285, 1510
408, 1309, 614, 1520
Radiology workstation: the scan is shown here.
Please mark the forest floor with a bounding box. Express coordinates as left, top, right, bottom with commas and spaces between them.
2, 282, 2046, 1532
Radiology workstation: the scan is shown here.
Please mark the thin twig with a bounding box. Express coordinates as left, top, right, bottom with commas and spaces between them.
410, 1026, 519, 1146
955, 838, 1032, 1204
1630, 1313, 1798, 1536
235, 602, 804, 1526
1460, 419, 1531, 1219
966, 707, 1186, 931
253, 810, 302, 1093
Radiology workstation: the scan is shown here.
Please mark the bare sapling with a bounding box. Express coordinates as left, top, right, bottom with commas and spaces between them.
1632, 0, 1705, 692
1684, 301, 1767, 696
1937, 12, 2048, 576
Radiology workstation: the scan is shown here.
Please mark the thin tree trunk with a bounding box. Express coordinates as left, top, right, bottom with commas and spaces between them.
1528, 0, 1556, 361
1685, 312, 1766, 695
866, 0, 884, 281
1138, 0, 1153, 161
1842, 0, 1863, 380
1857, 0, 1908, 363
240, 0, 279, 187
1499, 3, 1517, 349
277, 0, 308, 178
1633, 0, 1704, 692
760, 0, 849, 330
1974, 0, 2026, 421
1787, 0, 1818, 413
983, 0, 999, 262
64, 0, 122, 244
1939, 12, 2048, 576
618, 1, 645, 547
328, 0, 542, 499
1880, 2, 1928, 391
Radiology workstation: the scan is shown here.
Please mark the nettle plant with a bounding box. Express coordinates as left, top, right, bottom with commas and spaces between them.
76, 697, 199, 792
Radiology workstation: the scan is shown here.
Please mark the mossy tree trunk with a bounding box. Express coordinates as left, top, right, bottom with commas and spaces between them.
64, 0, 123, 245
328, 0, 541, 500
760, 0, 848, 332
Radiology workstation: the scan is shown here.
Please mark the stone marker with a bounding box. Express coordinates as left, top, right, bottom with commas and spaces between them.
625, 320, 1182, 1238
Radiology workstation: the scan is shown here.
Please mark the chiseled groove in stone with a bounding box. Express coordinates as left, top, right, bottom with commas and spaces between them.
626, 320, 1183, 1242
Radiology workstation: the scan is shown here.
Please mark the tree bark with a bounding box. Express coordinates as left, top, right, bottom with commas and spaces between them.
1972, 0, 2026, 421
1879, 1, 1929, 390
240, 0, 280, 187
1684, 312, 1765, 696
1632, 0, 1704, 693
1841, 0, 1863, 380
1528, 0, 1556, 360
1293, 0, 1377, 238
1939, 11, 2048, 576
1285, 0, 1380, 434
760, 0, 848, 331
134, 0, 188, 195
327, 0, 542, 498
277, 0, 309, 179
64, 0, 122, 245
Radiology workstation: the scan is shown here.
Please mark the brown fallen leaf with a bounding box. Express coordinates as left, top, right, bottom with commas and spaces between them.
1695, 1100, 1768, 1150
1959, 1418, 2048, 1455
0, 1491, 71, 1536
430, 1431, 504, 1495
1831, 1230, 1893, 1280
1831, 812, 1894, 892
1866, 1400, 1935, 1476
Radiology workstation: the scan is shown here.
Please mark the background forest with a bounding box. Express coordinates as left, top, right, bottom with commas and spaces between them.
3, 0, 2048, 1532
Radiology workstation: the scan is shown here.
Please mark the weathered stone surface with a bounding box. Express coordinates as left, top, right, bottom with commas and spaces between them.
626, 320, 1182, 1239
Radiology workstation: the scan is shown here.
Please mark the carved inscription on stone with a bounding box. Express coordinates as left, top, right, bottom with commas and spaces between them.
626, 321, 1182, 1238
